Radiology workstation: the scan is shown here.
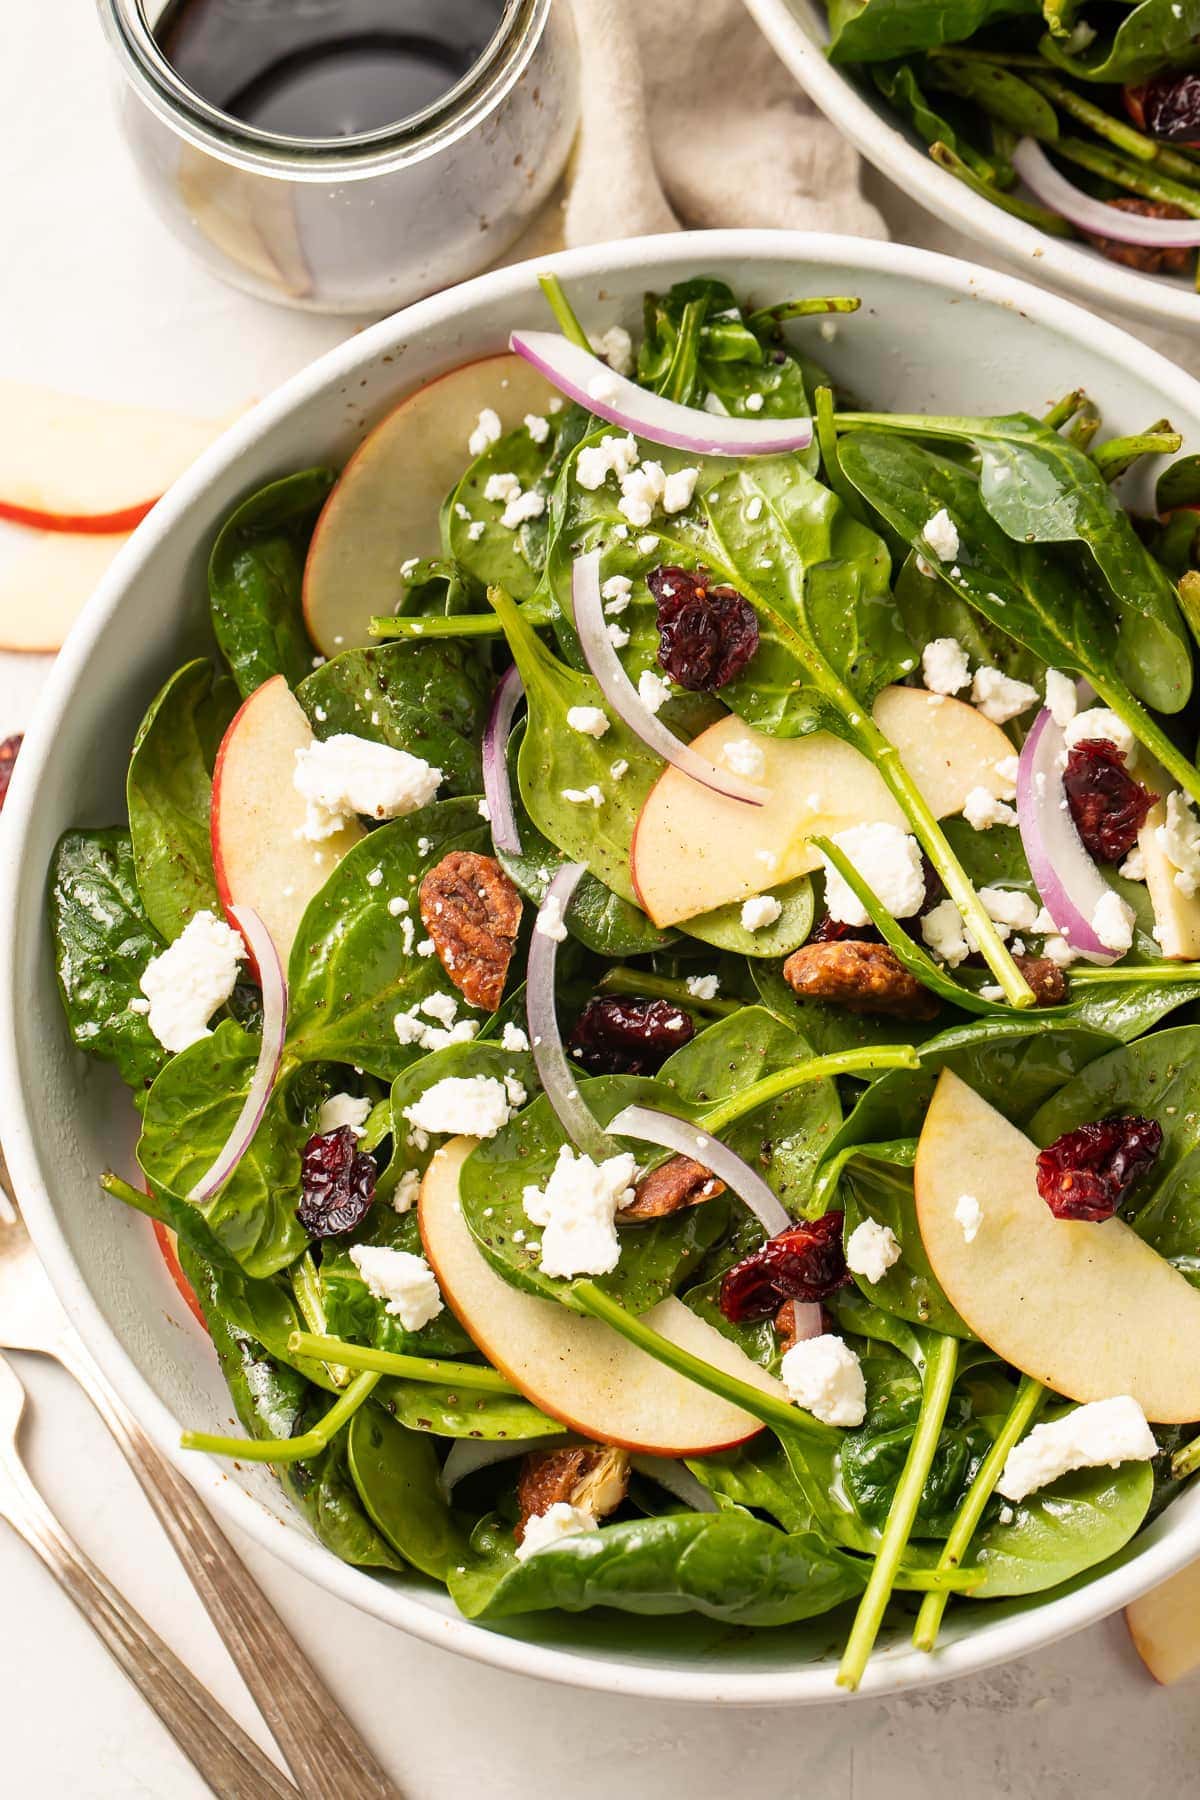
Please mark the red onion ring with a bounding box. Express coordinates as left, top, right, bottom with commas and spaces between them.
482, 664, 525, 854
439, 1434, 571, 1497
510, 330, 813, 455
1013, 139, 1200, 246
571, 552, 768, 806
607, 1101, 792, 1237
526, 864, 614, 1159
188, 906, 288, 1201
1016, 708, 1122, 964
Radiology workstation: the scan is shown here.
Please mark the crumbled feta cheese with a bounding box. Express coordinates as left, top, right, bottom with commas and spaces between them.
997, 1396, 1156, 1503
138, 911, 245, 1054
1044, 669, 1077, 728
963, 786, 1019, 831
662, 467, 700, 514
524, 412, 550, 445
128, 996, 150, 1014
971, 666, 1040, 725
317, 1092, 371, 1136
610, 758, 629, 780
293, 734, 442, 839
388, 896, 408, 917
723, 737, 766, 780
515, 1501, 596, 1561
588, 325, 634, 376
780, 1334, 867, 1427
535, 895, 568, 942
1064, 708, 1134, 759
467, 520, 486, 541
607, 622, 630, 650
921, 898, 973, 967
921, 636, 971, 696
484, 471, 522, 503
601, 573, 633, 609
1040, 934, 1078, 969
993, 754, 1020, 797
575, 433, 639, 491
477, 798, 491, 822
562, 785, 604, 808
636, 534, 658, 555
403, 1075, 517, 1140
522, 1144, 637, 1278
823, 823, 925, 926
1120, 846, 1146, 883
348, 1246, 443, 1331
393, 1168, 421, 1214
566, 706, 609, 739
922, 508, 960, 562
979, 984, 1004, 1002
501, 1022, 530, 1052
417, 938, 437, 957
741, 894, 782, 932
845, 1219, 901, 1285
393, 1005, 478, 1053
1158, 790, 1200, 896
954, 1193, 983, 1244
618, 460, 666, 527
420, 992, 460, 1028
744, 392, 765, 413
365, 866, 384, 889
685, 974, 720, 1001
468, 408, 502, 457
501, 488, 546, 530
998, 1504, 1015, 1525
588, 370, 621, 405
637, 669, 672, 715
979, 886, 1039, 932
1091, 889, 1134, 955
745, 495, 764, 522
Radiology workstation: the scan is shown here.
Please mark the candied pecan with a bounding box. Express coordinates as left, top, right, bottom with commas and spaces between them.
1036, 1116, 1163, 1222
720, 1212, 850, 1323
514, 1444, 630, 1543
418, 851, 522, 1011
621, 1154, 725, 1221
782, 940, 940, 1020
1062, 740, 1158, 863
297, 1127, 377, 1237
775, 1298, 830, 1355
0, 734, 21, 813
1014, 954, 1067, 1008
567, 994, 694, 1075
647, 564, 759, 690
1083, 200, 1194, 276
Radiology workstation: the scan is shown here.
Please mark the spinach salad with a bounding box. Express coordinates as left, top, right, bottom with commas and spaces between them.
51, 272, 1200, 1687
822, 0, 1200, 280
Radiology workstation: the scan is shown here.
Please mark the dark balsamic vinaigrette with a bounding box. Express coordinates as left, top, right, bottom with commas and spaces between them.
153, 0, 508, 139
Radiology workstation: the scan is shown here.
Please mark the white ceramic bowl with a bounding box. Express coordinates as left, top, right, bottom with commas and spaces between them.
745, 0, 1200, 334
4, 230, 1200, 1705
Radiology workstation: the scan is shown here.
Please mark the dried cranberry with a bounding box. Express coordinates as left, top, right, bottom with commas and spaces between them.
297, 1126, 377, 1237
1062, 740, 1158, 863
647, 565, 759, 691
0, 734, 22, 813
719, 1211, 850, 1323
567, 995, 694, 1075
809, 913, 880, 944
1125, 73, 1200, 144
1035, 1116, 1163, 1222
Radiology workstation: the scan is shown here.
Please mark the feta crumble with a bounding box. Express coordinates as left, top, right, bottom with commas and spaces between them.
1044, 669, 1077, 728
348, 1246, 443, 1331
685, 974, 720, 1001
741, 894, 782, 932
963, 786, 1018, 831
997, 1396, 1156, 1503
1120, 846, 1146, 884
588, 325, 634, 376
293, 734, 442, 839
723, 737, 766, 781
535, 895, 568, 942
575, 433, 639, 490
1064, 708, 1134, 760
566, 706, 609, 739
637, 669, 673, 715
971, 666, 1039, 725
524, 412, 550, 445
402, 1075, 519, 1140
921, 636, 971, 696
954, 1193, 983, 1244
1157, 791, 1200, 896
662, 467, 700, 514
780, 1335, 867, 1427
562, 785, 604, 807
845, 1219, 901, 1285
501, 488, 546, 530
921, 898, 973, 968
468, 408, 502, 457
618, 460, 666, 527
745, 392, 765, 413
822, 823, 925, 926
317, 1092, 371, 1136
522, 1144, 637, 1278
1091, 889, 1134, 955
588, 370, 621, 406
501, 1022, 530, 1053
515, 1502, 596, 1561
601, 573, 633, 609
138, 911, 245, 1054
393, 1168, 421, 1215
979, 886, 1039, 932
483, 471, 521, 503
922, 508, 960, 562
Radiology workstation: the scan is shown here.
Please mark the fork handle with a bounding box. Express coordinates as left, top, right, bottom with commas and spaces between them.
56, 1329, 400, 1800
0, 1447, 295, 1800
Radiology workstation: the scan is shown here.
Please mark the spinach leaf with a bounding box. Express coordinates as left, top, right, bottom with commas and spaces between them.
376, 1037, 538, 1210
296, 640, 490, 798
686, 1437, 816, 1532
447, 1510, 865, 1625
209, 470, 332, 699
1039, 0, 1200, 84
872, 63, 1002, 180
893, 550, 1044, 693
841, 1357, 991, 1538
682, 876, 816, 959
127, 659, 235, 942
826, 0, 1037, 64
285, 798, 491, 1078
969, 1461, 1154, 1596
840, 1150, 971, 1336
376, 1375, 564, 1440
138, 1019, 308, 1277
752, 958, 943, 1056
321, 1203, 474, 1358
449, 408, 585, 601
48, 828, 167, 1100
345, 1406, 465, 1578
186, 1251, 336, 1390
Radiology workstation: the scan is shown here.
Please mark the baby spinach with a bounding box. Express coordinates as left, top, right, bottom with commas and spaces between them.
48, 829, 167, 1099
375, 1036, 537, 1208
1039, 0, 1200, 84
376, 1376, 564, 1440
969, 1461, 1154, 1597
345, 1407, 466, 1578
321, 1206, 473, 1359
826, 0, 1037, 64
893, 550, 1044, 694
449, 408, 585, 602
839, 1151, 971, 1336
127, 658, 234, 942
209, 469, 332, 699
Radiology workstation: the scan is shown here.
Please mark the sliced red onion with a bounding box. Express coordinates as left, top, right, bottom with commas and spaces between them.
1016, 708, 1120, 965
527, 864, 613, 1160
629, 1455, 719, 1512
571, 552, 768, 806
510, 330, 813, 455
439, 1433, 570, 1497
482, 664, 525, 854
1013, 139, 1200, 247
607, 1102, 791, 1237
188, 907, 287, 1201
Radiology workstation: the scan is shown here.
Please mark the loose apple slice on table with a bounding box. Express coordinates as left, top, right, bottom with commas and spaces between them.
0, 381, 225, 533
211, 674, 363, 968
302, 353, 556, 658
420, 1137, 784, 1455
1127, 1563, 1200, 1684
632, 685, 1015, 927
0, 531, 129, 652
914, 1069, 1200, 1422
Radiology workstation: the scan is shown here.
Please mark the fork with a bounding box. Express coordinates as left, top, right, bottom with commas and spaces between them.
0, 1154, 401, 1800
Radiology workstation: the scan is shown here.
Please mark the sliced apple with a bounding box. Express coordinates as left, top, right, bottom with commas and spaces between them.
0, 381, 225, 533
1137, 796, 1200, 959
0, 530, 130, 651
914, 1069, 1200, 1422
420, 1137, 784, 1455
632, 685, 1016, 928
210, 674, 363, 968
1127, 1564, 1200, 1684
302, 353, 556, 657
152, 1221, 208, 1334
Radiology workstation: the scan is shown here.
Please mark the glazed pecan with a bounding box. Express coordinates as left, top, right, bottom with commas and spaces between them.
774, 1299, 830, 1355
514, 1444, 630, 1544
621, 1154, 725, 1221
0, 734, 22, 813
782, 940, 940, 1020
1084, 200, 1194, 275
1014, 954, 1067, 1008
418, 851, 522, 1011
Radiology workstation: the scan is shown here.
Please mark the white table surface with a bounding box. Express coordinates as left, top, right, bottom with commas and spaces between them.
6, 5, 1200, 1796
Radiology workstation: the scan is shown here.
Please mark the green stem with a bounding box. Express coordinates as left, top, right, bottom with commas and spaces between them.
660, 299, 707, 405
1053, 136, 1200, 220
1179, 571, 1200, 650
287, 1332, 519, 1391
1024, 72, 1157, 162
1067, 400, 1101, 451
292, 1253, 348, 1388
370, 612, 505, 641
1094, 425, 1182, 483
815, 386, 869, 524
538, 273, 592, 351
746, 296, 862, 331
929, 46, 1046, 67
1172, 1432, 1200, 1478
837, 1335, 960, 1689
597, 966, 741, 1018
99, 1172, 169, 1224
1070, 962, 1200, 984
573, 1281, 839, 1444
697, 1047, 920, 1138
182, 1370, 380, 1464
1043, 388, 1087, 431
1088, 669, 1200, 809
930, 142, 1076, 235
913, 1375, 1044, 1652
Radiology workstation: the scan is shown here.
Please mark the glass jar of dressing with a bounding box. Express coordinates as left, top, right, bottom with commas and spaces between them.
96, 0, 579, 314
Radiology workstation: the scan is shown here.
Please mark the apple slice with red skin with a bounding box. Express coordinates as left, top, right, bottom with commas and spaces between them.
210, 674, 363, 971
419, 1137, 786, 1455
631, 684, 1017, 928
152, 1221, 208, 1334
1127, 1563, 1200, 1684
0, 531, 130, 652
302, 352, 556, 658
0, 381, 225, 533
914, 1069, 1200, 1422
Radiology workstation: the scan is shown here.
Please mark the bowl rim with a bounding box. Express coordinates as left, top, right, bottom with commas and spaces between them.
5, 226, 1200, 1705
743, 0, 1200, 333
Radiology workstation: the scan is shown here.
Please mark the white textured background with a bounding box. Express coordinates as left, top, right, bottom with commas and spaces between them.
4, 3, 1200, 1794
